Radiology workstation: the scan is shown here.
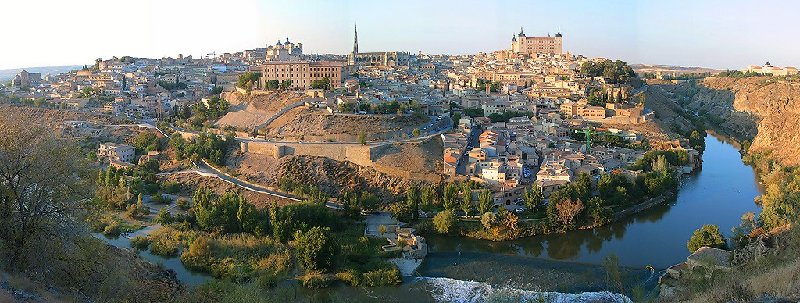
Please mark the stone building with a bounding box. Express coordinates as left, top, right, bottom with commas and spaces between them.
511, 27, 563, 55
254, 61, 344, 89
265, 38, 303, 61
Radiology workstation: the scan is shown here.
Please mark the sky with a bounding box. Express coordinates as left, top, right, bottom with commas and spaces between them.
1, 0, 798, 70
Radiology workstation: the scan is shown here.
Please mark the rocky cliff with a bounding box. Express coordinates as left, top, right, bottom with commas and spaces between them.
277, 155, 425, 199
650, 76, 800, 166
701, 77, 800, 166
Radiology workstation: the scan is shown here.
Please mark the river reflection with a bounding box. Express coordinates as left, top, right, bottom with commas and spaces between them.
424, 134, 762, 269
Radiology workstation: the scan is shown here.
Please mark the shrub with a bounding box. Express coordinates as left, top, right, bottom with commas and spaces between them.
149, 229, 181, 257
336, 269, 361, 286
687, 224, 727, 253
299, 271, 331, 289
433, 210, 455, 234
162, 182, 182, 194
177, 198, 191, 210
362, 266, 402, 286
102, 220, 122, 237
294, 226, 336, 272
181, 236, 213, 271
155, 208, 174, 224
130, 236, 150, 250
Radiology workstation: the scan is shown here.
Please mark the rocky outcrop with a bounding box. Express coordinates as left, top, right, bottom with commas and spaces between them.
277, 155, 427, 199
649, 76, 800, 165
702, 77, 800, 166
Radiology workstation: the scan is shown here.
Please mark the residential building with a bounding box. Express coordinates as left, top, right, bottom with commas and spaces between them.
98, 143, 135, 163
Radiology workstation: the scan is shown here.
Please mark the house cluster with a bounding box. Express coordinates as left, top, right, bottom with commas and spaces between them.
743, 63, 798, 76
4, 54, 252, 120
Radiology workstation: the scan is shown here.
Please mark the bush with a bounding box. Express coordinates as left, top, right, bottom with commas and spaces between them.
433, 210, 455, 234
687, 224, 728, 253
299, 271, 332, 289
177, 198, 191, 210
130, 236, 150, 250
336, 269, 361, 286
149, 229, 181, 257
362, 266, 402, 286
162, 181, 182, 194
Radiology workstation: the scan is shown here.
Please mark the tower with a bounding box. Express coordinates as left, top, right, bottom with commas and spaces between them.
353, 23, 359, 55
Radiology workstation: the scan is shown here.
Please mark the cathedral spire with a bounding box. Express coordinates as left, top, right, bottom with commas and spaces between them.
353, 23, 359, 54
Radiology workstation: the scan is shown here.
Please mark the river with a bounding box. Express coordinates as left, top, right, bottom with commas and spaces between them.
98, 134, 762, 302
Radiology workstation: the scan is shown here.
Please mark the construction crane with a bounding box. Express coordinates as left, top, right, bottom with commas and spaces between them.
574, 128, 594, 152
573, 127, 626, 152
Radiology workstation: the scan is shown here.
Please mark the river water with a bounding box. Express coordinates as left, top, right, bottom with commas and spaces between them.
98, 134, 762, 302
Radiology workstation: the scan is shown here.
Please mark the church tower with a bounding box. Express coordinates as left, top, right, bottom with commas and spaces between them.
353, 23, 359, 55
349, 23, 359, 66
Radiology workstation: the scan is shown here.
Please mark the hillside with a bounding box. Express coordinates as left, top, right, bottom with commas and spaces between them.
215, 91, 305, 130
262, 109, 429, 142
651, 77, 800, 166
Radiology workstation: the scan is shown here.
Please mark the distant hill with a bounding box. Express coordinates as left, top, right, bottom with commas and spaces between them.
631, 64, 723, 76
0, 65, 83, 82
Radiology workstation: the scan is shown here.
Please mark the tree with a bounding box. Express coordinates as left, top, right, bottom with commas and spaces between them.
555, 198, 584, 229
433, 210, 455, 234
131, 131, 161, 153
237, 72, 261, 90
0, 114, 91, 270
442, 183, 459, 211
412, 128, 420, 137
522, 185, 543, 211
460, 184, 473, 216
478, 190, 494, 215
310, 77, 331, 90
687, 224, 727, 253
421, 185, 437, 208
481, 212, 496, 230
451, 112, 462, 128
295, 226, 336, 271
406, 186, 420, 221
358, 132, 367, 145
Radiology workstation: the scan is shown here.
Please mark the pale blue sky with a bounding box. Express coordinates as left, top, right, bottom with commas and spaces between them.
1, 0, 798, 70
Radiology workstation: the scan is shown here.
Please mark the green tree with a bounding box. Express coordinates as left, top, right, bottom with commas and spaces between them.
523, 185, 543, 211
295, 226, 336, 271
478, 189, 494, 215
310, 77, 331, 90
442, 183, 459, 211
406, 186, 420, 221
131, 131, 161, 153
421, 185, 437, 208
460, 184, 473, 216
412, 128, 420, 137
433, 210, 455, 234
687, 224, 727, 253
358, 132, 367, 145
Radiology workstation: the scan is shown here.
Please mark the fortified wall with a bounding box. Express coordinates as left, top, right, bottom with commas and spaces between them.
240, 140, 388, 167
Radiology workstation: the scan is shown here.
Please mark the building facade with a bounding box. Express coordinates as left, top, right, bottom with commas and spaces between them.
265, 38, 303, 61
511, 28, 563, 55
98, 143, 135, 163
255, 61, 344, 89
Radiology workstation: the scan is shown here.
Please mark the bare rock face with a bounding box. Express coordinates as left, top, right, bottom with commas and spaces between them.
277, 155, 425, 199
702, 77, 800, 166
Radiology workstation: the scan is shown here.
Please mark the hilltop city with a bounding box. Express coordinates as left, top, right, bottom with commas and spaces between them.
2, 19, 800, 303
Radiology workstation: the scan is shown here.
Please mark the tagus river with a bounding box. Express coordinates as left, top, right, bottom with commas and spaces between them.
100, 134, 763, 302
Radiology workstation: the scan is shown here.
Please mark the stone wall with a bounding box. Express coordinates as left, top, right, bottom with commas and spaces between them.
240, 140, 379, 167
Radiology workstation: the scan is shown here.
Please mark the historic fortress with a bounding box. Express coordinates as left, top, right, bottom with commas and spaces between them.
511, 28, 563, 55
240, 140, 387, 167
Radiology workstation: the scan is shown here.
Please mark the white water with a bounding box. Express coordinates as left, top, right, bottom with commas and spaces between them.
419, 277, 632, 303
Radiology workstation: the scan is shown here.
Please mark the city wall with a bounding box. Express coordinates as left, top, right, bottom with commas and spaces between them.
240, 140, 381, 167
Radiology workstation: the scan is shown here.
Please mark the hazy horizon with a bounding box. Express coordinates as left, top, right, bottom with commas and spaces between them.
2, 0, 798, 70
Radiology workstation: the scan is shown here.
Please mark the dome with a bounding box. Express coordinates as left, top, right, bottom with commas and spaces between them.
276, 40, 282, 46
555, 32, 563, 37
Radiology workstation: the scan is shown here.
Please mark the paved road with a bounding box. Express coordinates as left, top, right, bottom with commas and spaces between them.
196, 160, 301, 201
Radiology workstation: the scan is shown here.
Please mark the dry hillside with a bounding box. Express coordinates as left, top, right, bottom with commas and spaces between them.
216, 91, 305, 130
262, 108, 429, 142
651, 76, 799, 166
